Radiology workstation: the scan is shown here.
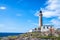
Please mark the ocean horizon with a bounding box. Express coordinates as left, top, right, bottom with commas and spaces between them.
0, 32, 24, 37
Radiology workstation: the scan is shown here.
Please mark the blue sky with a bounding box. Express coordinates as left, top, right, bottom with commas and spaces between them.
0, 0, 60, 33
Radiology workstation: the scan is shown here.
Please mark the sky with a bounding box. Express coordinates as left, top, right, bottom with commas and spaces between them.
0, 0, 60, 33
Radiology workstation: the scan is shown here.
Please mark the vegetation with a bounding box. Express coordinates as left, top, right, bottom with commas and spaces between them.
19, 32, 60, 40
0, 37, 1, 40
8, 36, 18, 39
0, 32, 60, 40
57, 35, 60, 40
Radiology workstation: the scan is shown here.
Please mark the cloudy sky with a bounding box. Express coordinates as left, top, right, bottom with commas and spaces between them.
0, 0, 60, 33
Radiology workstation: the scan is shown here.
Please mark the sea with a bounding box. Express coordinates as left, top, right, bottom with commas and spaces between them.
0, 33, 23, 37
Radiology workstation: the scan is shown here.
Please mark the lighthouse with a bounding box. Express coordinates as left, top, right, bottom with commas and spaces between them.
38, 10, 43, 31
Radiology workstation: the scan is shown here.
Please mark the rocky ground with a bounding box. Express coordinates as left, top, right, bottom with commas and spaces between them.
0, 30, 60, 40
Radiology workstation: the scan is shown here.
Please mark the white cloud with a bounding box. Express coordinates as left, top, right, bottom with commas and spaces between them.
43, 0, 60, 18
35, 0, 60, 18
44, 0, 60, 28
50, 19, 60, 28
34, 0, 60, 28
0, 6, 6, 10
43, 0, 60, 28
28, 29, 32, 32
